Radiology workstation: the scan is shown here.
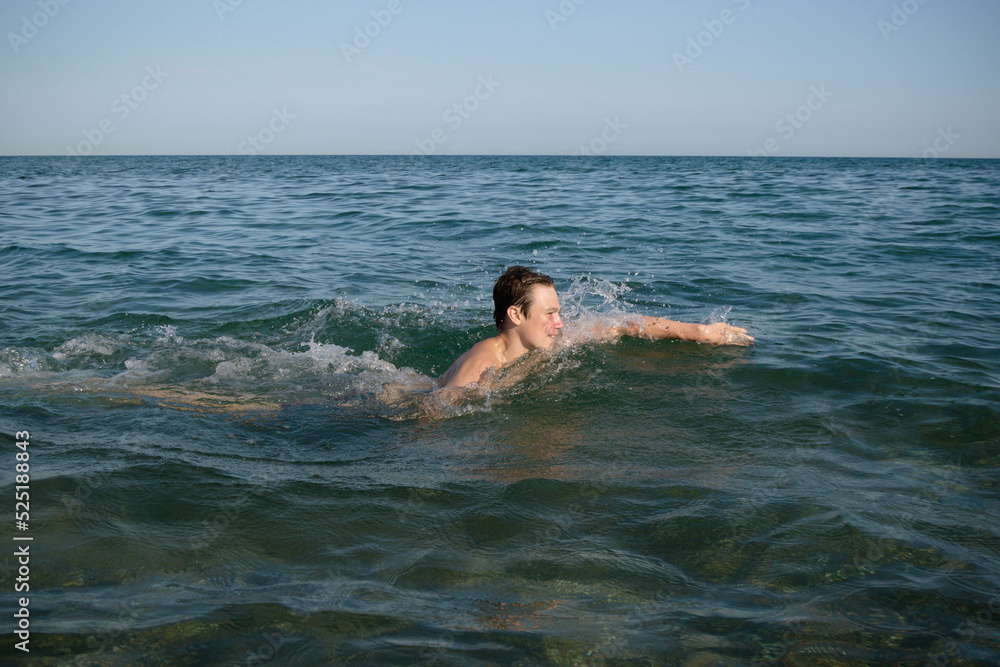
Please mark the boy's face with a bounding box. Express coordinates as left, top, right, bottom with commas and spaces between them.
518, 285, 564, 350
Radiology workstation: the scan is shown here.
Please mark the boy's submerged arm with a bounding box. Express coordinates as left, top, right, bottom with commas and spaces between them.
439, 357, 493, 388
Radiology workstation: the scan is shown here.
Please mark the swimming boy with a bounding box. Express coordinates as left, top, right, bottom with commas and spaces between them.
437, 266, 753, 388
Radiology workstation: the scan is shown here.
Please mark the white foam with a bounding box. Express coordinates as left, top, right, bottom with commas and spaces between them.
195, 336, 409, 388
51, 333, 121, 359
0, 347, 48, 378
153, 325, 184, 346
210, 360, 243, 380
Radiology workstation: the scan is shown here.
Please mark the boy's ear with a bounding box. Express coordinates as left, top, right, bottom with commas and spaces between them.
507, 305, 523, 326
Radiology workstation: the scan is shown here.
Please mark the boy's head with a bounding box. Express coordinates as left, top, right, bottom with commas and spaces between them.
493, 266, 555, 332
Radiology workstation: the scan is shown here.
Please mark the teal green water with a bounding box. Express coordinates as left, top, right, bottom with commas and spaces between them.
1, 156, 999, 665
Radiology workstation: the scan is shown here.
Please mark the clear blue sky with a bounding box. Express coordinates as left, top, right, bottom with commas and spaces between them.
2, 0, 998, 157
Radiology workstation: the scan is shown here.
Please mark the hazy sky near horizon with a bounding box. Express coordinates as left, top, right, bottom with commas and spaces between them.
2, 0, 998, 157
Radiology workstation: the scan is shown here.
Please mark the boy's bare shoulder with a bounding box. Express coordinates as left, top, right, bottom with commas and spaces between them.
437, 336, 505, 388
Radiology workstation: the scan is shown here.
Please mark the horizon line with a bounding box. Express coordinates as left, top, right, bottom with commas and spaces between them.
2, 153, 998, 160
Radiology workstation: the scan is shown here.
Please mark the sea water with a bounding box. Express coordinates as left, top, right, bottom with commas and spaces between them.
1, 155, 998, 665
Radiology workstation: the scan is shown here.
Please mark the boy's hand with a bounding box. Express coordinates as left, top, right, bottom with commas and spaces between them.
701, 323, 754, 345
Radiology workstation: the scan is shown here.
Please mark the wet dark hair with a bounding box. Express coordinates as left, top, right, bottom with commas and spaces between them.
493, 266, 555, 332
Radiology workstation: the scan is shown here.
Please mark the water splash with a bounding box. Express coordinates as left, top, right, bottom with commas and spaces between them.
0, 347, 51, 378
559, 275, 633, 320
2, 278, 740, 419
704, 305, 733, 325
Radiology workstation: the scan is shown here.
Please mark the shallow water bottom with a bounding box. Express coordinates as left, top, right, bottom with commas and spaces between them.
10, 350, 1000, 666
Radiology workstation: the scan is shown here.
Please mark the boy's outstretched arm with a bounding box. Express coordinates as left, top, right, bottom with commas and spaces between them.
613, 316, 754, 345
